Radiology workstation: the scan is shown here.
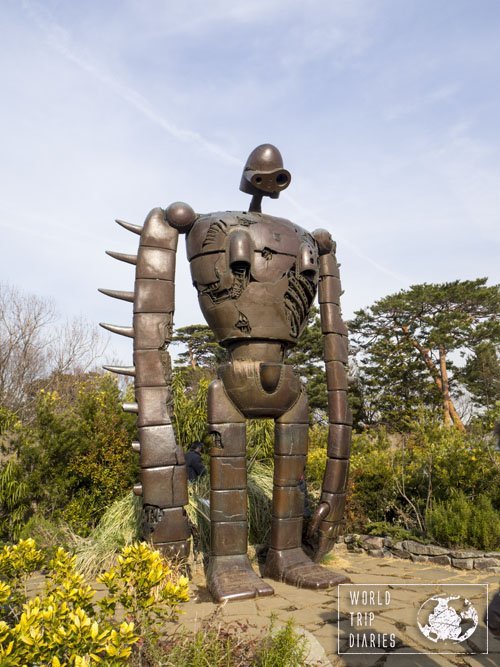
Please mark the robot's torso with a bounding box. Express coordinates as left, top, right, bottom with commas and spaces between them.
186, 211, 319, 346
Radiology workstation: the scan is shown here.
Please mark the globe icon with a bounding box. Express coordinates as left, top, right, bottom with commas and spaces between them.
417, 595, 478, 643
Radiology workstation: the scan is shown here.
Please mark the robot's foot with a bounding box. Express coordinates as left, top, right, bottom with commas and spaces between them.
264, 547, 350, 589
207, 555, 275, 603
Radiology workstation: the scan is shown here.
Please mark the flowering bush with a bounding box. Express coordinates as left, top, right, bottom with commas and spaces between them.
0, 539, 189, 666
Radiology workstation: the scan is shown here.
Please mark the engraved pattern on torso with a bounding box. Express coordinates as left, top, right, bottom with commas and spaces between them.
186, 212, 319, 343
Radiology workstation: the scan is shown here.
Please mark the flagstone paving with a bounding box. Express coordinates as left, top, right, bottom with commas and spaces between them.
178, 544, 500, 666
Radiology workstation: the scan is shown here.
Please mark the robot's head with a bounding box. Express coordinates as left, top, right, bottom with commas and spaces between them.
240, 144, 291, 199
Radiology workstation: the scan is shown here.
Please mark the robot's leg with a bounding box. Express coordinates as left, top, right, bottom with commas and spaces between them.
264, 390, 348, 588
206, 379, 274, 602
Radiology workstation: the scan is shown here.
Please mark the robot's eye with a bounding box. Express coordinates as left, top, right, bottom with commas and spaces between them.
276, 173, 288, 185
255, 176, 262, 183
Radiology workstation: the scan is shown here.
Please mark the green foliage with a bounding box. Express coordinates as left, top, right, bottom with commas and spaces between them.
426, 492, 500, 551
287, 307, 327, 412
0, 460, 30, 541
2, 373, 137, 540
163, 614, 308, 667
0, 539, 189, 666
172, 324, 227, 371
350, 278, 500, 428
172, 370, 209, 449
460, 340, 500, 411
254, 617, 308, 667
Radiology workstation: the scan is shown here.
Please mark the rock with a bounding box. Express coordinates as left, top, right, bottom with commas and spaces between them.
393, 541, 404, 551
484, 552, 500, 559
344, 535, 355, 544
410, 554, 429, 563
402, 540, 449, 556
428, 555, 451, 566
294, 627, 333, 666
367, 548, 385, 557
362, 536, 385, 550
474, 558, 500, 570
487, 567, 500, 574
451, 558, 474, 570
391, 548, 411, 560
449, 550, 482, 559
383, 537, 393, 547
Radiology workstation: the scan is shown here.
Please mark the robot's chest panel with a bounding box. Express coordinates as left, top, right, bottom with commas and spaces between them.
185, 212, 319, 343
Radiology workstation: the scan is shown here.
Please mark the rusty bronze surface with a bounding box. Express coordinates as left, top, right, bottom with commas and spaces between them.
100, 144, 352, 602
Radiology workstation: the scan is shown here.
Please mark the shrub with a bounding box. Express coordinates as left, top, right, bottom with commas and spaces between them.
254, 617, 309, 667
426, 492, 500, 550
0, 539, 189, 666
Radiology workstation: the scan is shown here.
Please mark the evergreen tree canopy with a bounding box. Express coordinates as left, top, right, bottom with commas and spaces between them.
349, 278, 499, 430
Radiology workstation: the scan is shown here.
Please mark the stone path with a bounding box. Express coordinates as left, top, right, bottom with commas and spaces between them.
178, 544, 500, 666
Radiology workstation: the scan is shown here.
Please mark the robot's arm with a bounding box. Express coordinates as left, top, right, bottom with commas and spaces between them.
100, 203, 196, 559
307, 229, 352, 562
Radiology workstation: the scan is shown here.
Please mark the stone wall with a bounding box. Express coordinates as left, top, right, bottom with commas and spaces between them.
341, 535, 500, 572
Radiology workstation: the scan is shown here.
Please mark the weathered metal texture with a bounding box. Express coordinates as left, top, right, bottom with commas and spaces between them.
209, 423, 246, 457
100, 206, 191, 557
264, 547, 349, 589
327, 424, 352, 459
219, 362, 302, 418
135, 425, 184, 467
140, 465, 188, 507
274, 424, 309, 455
144, 507, 190, 543
101, 145, 352, 601
206, 555, 274, 602
211, 521, 248, 556
272, 486, 305, 519
210, 490, 247, 522
210, 456, 247, 490
270, 517, 303, 550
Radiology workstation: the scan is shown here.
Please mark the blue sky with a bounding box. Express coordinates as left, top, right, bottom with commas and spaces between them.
1, 0, 499, 364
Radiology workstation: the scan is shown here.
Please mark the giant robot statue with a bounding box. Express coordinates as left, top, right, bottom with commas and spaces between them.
100, 145, 351, 602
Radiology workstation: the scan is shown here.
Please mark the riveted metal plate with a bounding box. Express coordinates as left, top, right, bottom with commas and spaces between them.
319, 492, 346, 523
319, 253, 340, 278
150, 507, 190, 543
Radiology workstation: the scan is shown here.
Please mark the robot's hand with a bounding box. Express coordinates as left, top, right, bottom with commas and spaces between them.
306, 501, 339, 562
